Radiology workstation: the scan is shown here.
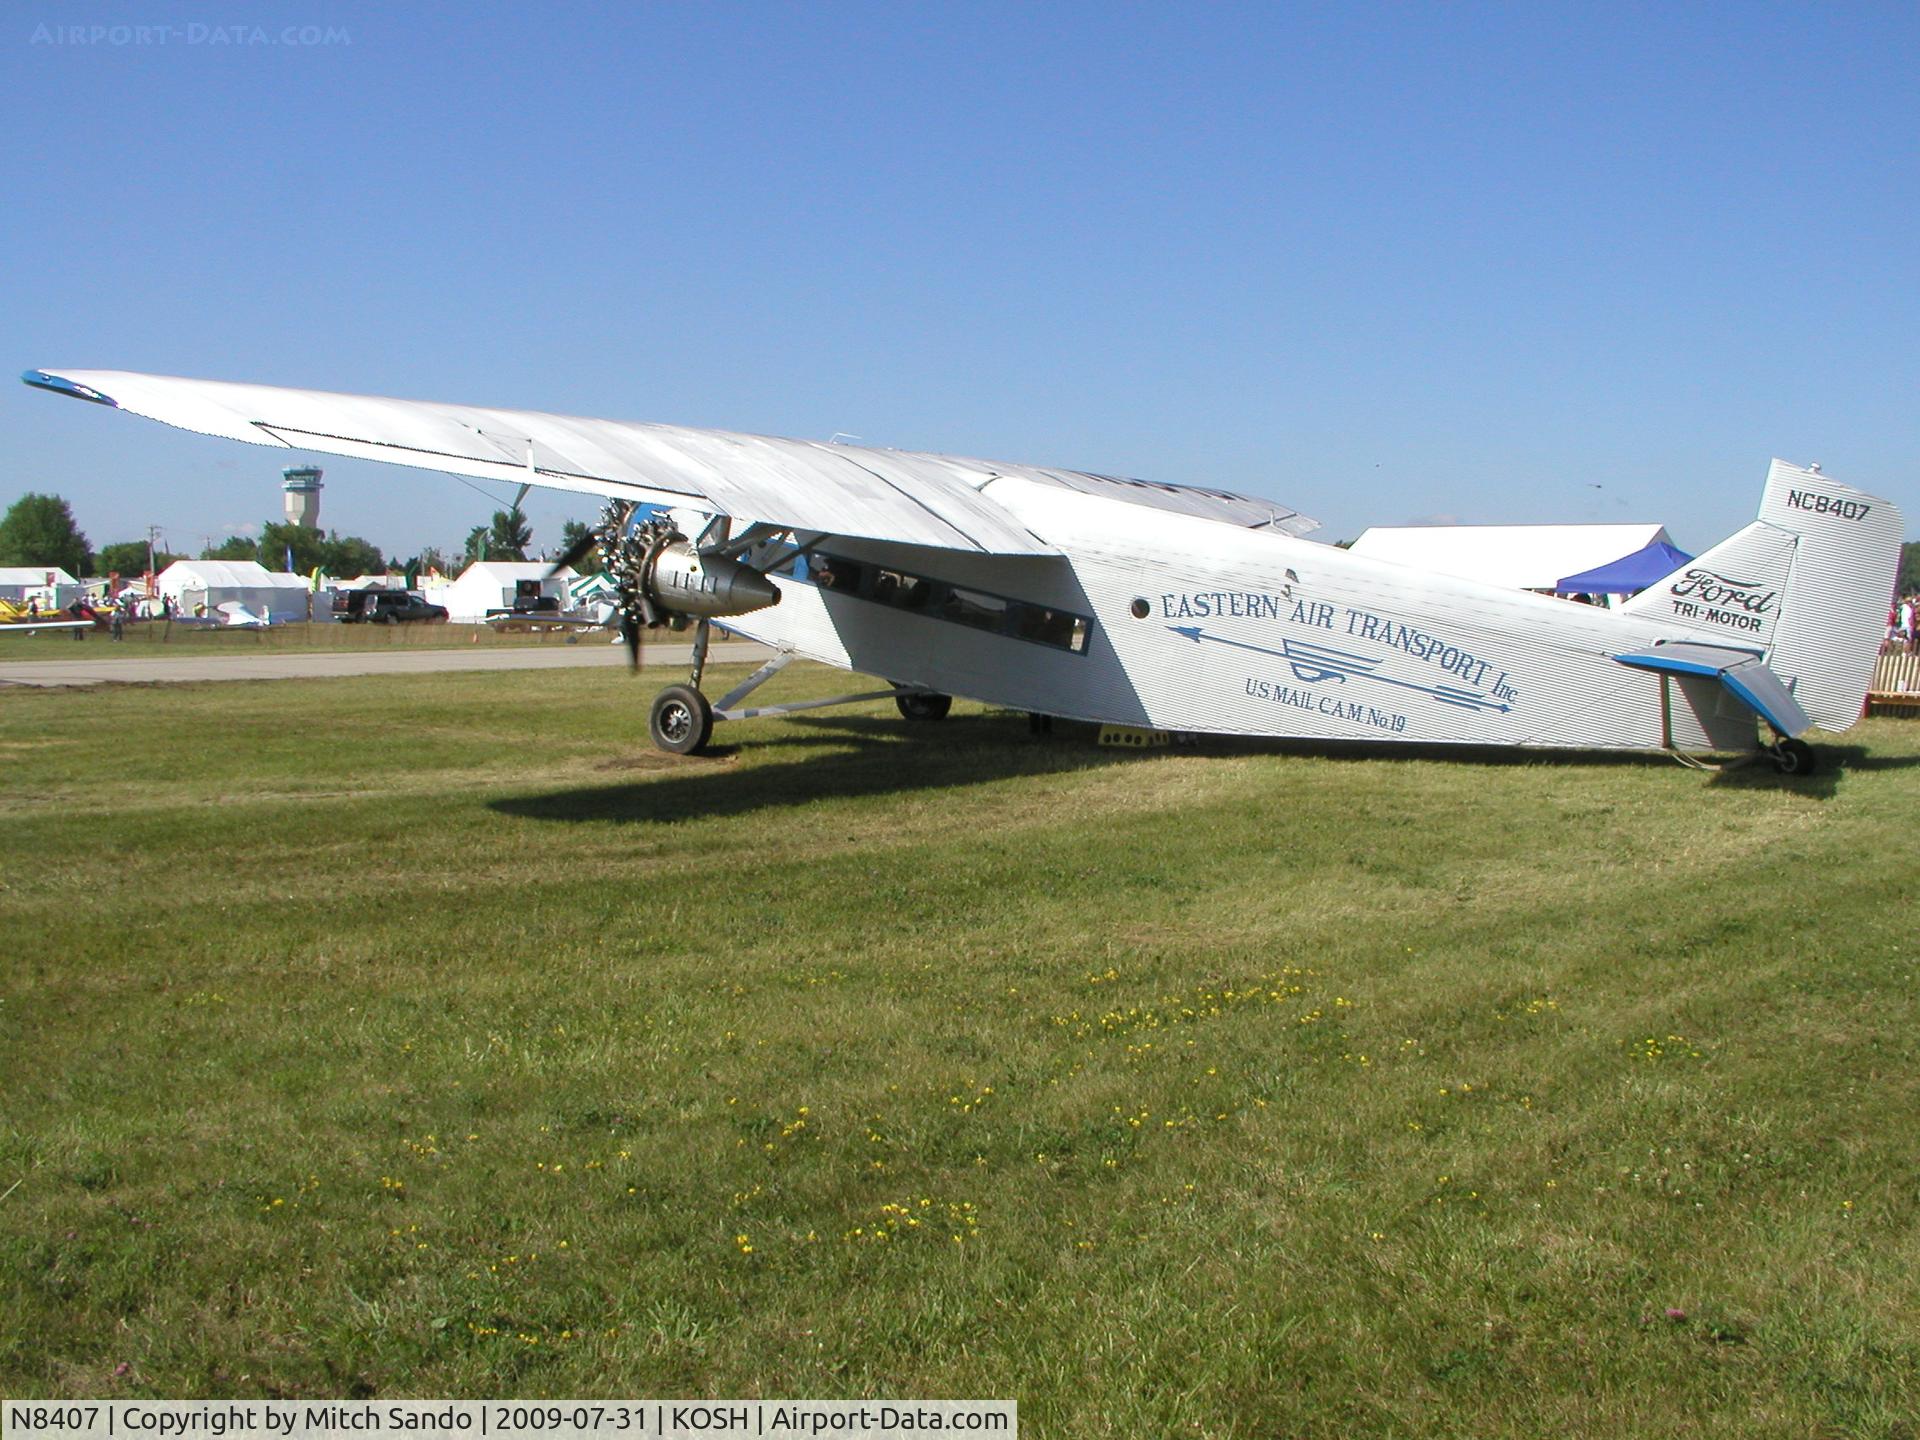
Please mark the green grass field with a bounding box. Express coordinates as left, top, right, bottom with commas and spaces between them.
0, 620, 582, 662
2, 662, 1916, 1437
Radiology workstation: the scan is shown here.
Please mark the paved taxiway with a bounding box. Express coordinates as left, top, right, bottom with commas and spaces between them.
0, 639, 774, 688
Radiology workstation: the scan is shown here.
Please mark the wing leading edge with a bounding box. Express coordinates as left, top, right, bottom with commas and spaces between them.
23, 368, 1317, 554
23, 369, 1051, 556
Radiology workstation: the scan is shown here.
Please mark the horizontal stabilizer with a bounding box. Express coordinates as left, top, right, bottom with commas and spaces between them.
1618, 460, 1902, 731
1615, 643, 1811, 738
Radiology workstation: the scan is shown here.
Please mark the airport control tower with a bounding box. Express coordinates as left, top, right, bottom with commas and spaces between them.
282, 465, 323, 528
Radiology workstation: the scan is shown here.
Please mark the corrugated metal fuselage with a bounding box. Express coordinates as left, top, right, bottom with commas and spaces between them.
718, 478, 1762, 755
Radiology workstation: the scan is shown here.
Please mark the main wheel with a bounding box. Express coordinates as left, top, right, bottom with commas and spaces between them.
895, 690, 953, 722
650, 684, 713, 755
1772, 738, 1817, 776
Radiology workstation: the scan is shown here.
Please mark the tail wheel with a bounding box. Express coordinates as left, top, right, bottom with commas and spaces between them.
650, 684, 713, 755
896, 691, 953, 721
1772, 738, 1817, 776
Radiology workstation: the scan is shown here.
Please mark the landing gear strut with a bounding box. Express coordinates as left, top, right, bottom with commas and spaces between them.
643, 648, 964, 754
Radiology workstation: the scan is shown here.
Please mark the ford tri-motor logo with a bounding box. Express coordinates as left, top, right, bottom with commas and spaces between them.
1666, 568, 1778, 615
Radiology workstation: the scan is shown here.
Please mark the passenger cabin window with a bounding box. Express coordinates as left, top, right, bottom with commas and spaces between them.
811, 555, 867, 593
942, 585, 1008, 633
872, 568, 932, 612
806, 552, 1094, 656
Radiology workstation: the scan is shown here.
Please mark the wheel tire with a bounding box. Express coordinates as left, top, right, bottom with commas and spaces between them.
895, 691, 953, 722
1773, 738, 1817, 776
650, 684, 713, 755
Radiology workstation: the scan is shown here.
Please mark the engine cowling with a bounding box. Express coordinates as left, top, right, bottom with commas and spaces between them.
645, 540, 781, 619
604, 518, 781, 628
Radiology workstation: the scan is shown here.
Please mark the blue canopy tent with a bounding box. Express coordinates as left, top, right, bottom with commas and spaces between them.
1554, 539, 1693, 596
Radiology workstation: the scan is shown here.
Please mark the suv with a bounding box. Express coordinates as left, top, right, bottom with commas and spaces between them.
336, 590, 449, 624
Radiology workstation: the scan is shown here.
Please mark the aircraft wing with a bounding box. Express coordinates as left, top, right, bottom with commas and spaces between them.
483, 611, 614, 631
24, 368, 1318, 553
23, 368, 1054, 556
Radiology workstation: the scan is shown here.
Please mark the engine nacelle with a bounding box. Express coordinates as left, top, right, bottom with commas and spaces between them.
644, 540, 780, 619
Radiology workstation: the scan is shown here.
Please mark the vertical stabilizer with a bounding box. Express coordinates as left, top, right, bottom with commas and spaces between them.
1620, 460, 1902, 730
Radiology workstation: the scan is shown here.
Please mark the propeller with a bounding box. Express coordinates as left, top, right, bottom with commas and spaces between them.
548, 501, 625, 575
620, 611, 641, 671
548, 501, 781, 676
548, 500, 642, 671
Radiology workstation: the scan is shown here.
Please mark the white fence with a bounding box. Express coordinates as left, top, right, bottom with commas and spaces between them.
1868, 650, 1920, 715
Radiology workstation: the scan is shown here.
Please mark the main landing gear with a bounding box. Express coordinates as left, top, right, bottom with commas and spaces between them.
644, 640, 954, 755
649, 684, 714, 755
896, 691, 952, 722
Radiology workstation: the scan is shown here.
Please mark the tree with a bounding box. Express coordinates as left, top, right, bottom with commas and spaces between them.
202, 535, 257, 561
489, 507, 533, 562
463, 507, 532, 564
97, 541, 147, 576
557, 518, 602, 569
0, 493, 92, 575
1901, 540, 1917, 596
256, 521, 329, 575
97, 540, 185, 577
318, 531, 384, 578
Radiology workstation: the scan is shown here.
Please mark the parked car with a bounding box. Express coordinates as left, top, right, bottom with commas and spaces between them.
335, 590, 449, 624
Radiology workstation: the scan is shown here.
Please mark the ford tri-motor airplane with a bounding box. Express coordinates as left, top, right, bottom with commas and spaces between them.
23, 369, 1903, 774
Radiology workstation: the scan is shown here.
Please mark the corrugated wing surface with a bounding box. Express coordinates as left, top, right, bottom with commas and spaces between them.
27, 370, 1319, 556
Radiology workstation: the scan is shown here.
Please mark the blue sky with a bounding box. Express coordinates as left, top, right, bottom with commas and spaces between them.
5, 1, 1915, 560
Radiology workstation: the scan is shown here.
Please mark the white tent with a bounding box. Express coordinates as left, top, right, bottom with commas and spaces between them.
1347, 524, 1675, 592
0, 566, 82, 609
154, 560, 328, 623
427, 562, 576, 622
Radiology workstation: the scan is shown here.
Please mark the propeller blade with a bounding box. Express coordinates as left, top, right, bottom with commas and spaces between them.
547, 529, 599, 576
622, 614, 641, 672
549, 499, 635, 577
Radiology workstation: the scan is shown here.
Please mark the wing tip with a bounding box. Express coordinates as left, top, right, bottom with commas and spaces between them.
21, 369, 119, 408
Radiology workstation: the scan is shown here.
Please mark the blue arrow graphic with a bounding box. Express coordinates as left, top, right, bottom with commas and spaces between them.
1169, 626, 1512, 713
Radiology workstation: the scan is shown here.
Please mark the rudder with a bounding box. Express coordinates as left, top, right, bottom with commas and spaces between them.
1619, 459, 1902, 731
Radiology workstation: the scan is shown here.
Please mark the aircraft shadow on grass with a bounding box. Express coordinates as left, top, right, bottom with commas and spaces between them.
1701, 740, 1920, 798
489, 712, 1145, 826
489, 712, 1893, 826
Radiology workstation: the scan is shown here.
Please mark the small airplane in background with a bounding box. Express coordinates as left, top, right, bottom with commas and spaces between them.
0, 597, 94, 634
23, 368, 1905, 775
170, 599, 275, 630
483, 601, 619, 635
